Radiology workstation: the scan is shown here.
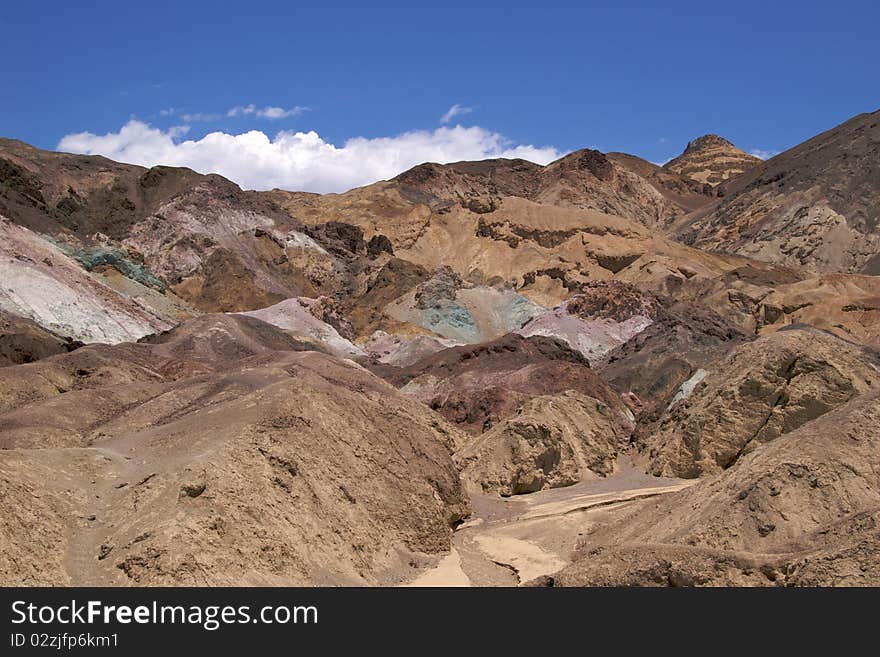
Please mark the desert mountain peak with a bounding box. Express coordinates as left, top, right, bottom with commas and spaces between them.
682, 133, 737, 154
664, 133, 760, 187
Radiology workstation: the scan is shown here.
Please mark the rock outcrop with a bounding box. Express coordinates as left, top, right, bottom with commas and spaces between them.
517, 281, 663, 362
0, 309, 80, 366
598, 303, 748, 422
549, 392, 880, 586
455, 391, 632, 496
639, 327, 880, 478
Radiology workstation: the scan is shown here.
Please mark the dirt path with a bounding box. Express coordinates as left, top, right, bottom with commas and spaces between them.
404, 458, 694, 587
472, 534, 567, 583
405, 549, 472, 587
62, 446, 137, 586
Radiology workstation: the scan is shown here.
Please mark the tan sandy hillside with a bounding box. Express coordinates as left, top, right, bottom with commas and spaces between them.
638, 327, 880, 478
269, 145, 717, 235
455, 390, 633, 496
0, 314, 467, 585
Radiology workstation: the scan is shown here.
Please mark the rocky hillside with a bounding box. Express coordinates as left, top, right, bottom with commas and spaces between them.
0, 315, 467, 585
0, 138, 382, 322
377, 332, 630, 436
548, 391, 880, 586
638, 327, 880, 478
0, 310, 79, 366
271, 146, 717, 234
456, 390, 632, 496
679, 110, 880, 274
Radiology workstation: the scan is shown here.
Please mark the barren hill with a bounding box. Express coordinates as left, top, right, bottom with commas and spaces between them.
663, 134, 760, 187
270, 146, 717, 235
548, 391, 880, 586
0, 314, 467, 585
678, 110, 880, 273
0, 138, 381, 318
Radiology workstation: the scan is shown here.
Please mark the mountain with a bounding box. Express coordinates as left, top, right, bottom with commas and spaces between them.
0, 216, 193, 343
663, 134, 761, 186
607, 151, 717, 211
2, 112, 880, 587
0, 138, 378, 321
270, 146, 718, 236
638, 327, 880, 478
678, 110, 880, 273
271, 184, 744, 312
0, 314, 467, 585
376, 332, 629, 436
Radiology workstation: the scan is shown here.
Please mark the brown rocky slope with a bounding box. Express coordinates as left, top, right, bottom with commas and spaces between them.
0, 314, 468, 585
0, 138, 386, 317
0, 309, 80, 366
455, 390, 632, 496
269, 145, 717, 239
375, 333, 632, 437
547, 391, 880, 586
637, 327, 880, 478
678, 110, 880, 274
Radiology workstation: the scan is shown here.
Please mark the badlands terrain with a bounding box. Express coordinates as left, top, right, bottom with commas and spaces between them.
1, 109, 879, 586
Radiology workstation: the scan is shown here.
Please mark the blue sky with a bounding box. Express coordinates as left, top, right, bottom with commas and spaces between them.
3, 1, 878, 191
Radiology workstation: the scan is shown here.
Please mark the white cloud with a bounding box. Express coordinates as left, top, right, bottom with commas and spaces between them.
227, 104, 307, 119
171, 104, 306, 122
258, 106, 307, 119
58, 120, 562, 193
180, 112, 222, 122
749, 148, 779, 160
227, 104, 255, 117
440, 104, 473, 124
